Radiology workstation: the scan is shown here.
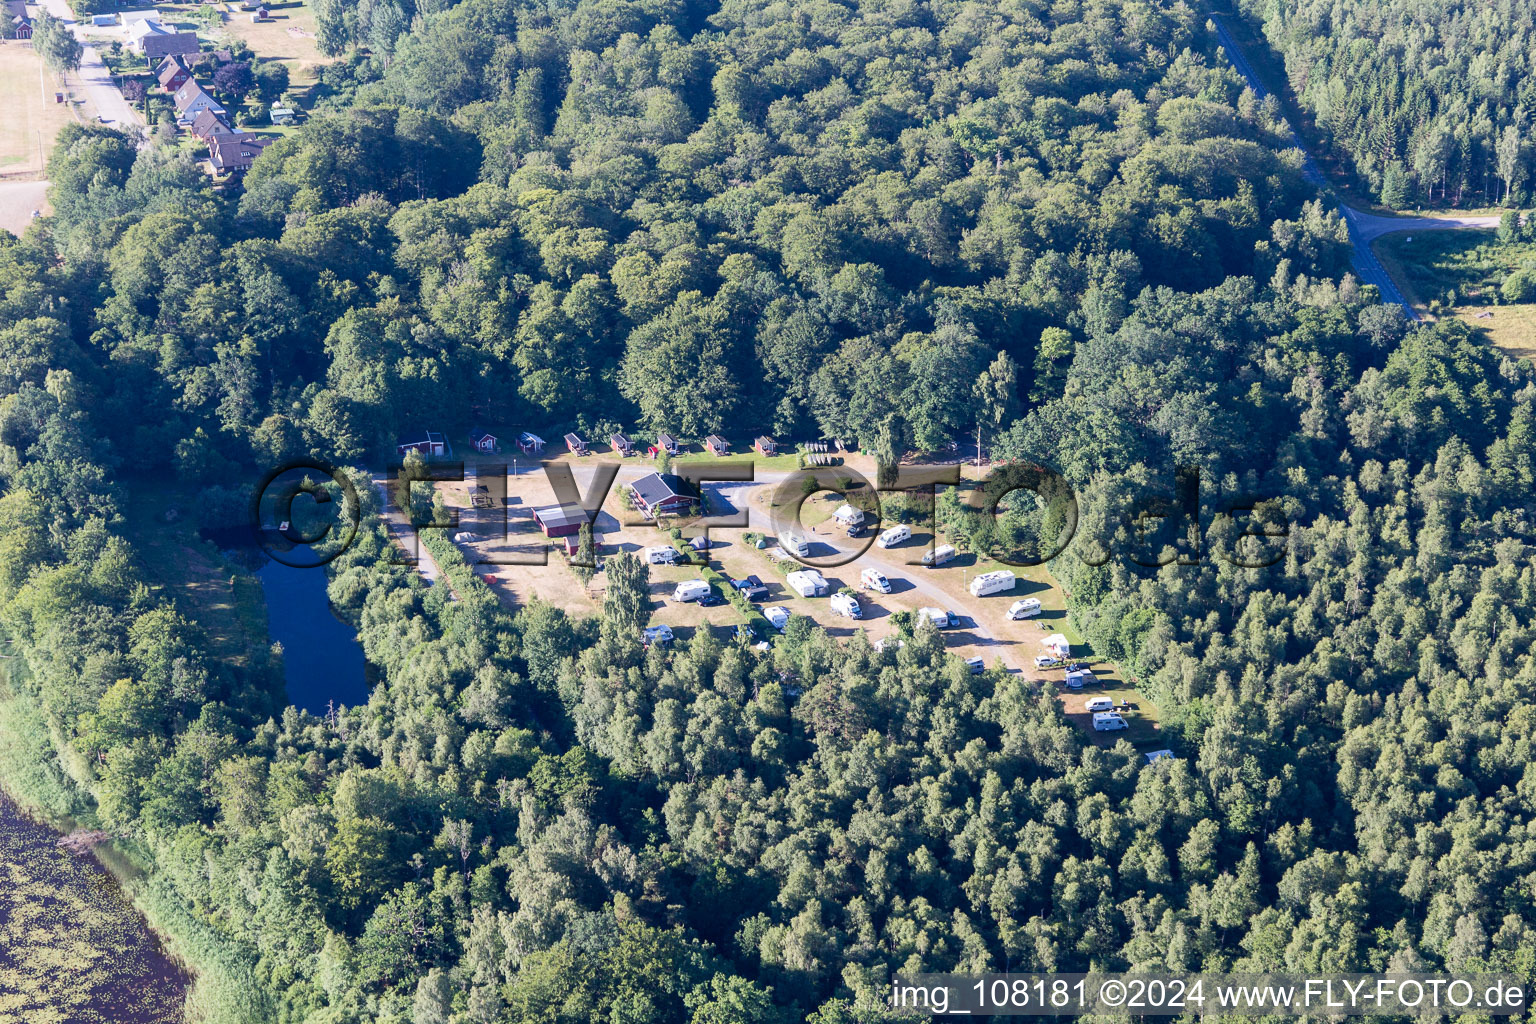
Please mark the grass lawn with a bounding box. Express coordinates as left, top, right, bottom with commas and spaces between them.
0, 45, 74, 179
1375, 230, 1536, 360
215, 0, 326, 89
119, 478, 272, 673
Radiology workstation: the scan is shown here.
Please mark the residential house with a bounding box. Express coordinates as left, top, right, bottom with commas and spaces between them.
753, 436, 777, 457
704, 434, 730, 456
609, 432, 634, 456
629, 472, 696, 518
655, 432, 681, 456
12, 13, 31, 38
516, 432, 546, 454
190, 108, 233, 140
250, 6, 269, 20
395, 431, 447, 458
174, 81, 225, 121
156, 54, 192, 93
468, 430, 499, 453
207, 133, 269, 175
531, 504, 594, 554
142, 32, 200, 64
564, 432, 588, 456
269, 105, 296, 125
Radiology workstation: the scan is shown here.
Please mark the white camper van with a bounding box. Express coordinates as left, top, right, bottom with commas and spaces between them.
860, 567, 891, 593
832, 504, 865, 527
672, 579, 711, 603
968, 570, 1016, 598
1084, 696, 1115, 713
830, 592, 862, 619
786, 570, 828, 597
780, 531, 811, 557
963, 656, 985, 674
1008, 597, 1042, 619
644, 545, 678, 565
922, 544, 957, 567
877, 524, 911, 548
1092, 711, 1128, 732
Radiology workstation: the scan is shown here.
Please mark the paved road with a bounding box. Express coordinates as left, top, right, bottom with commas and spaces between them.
1209, 14, 1504, 319
38, 0, 143, 130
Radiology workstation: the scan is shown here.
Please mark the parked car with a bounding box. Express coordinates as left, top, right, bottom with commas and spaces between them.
1034, 655, 1062, 670
698, 594, 726, 607
735, 623, 757, 642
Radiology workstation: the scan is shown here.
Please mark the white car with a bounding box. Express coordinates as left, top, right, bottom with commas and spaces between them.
1034, 655, 1062, 670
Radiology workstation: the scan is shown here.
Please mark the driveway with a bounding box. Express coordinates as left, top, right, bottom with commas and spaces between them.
37, 0, 143, 129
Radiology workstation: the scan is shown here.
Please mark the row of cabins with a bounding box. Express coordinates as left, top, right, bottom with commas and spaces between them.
404, 428, 785, 460
162, 55, 272, 174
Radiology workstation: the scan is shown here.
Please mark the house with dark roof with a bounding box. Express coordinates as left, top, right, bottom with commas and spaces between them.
532, 504, 595, 554
468, 430, 498, 453
704, 434, 730, 456
395, 431, 447, 458
156, 54, 191, 92
191, 108, 233, 140
609, 432, 633, 456
754, 436, 778, 456
141, 31, 200, 65
517, 432, 545, 454
629, 472, 696, 518
564, 432, 588, 456
208, 133, 270, 175
12, 13, 32, 38
655, 432, 681, 456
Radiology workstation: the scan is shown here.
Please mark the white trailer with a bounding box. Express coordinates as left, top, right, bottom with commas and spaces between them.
764, 606, 791, 630
830, 592, 862, 619
644, 545, 678, 565
922, 544, 956, 567
917, 606, 954, 629
877, 524, 911, 548
1008, 597, 1042, 619
832, 503, 864, 526
786, 570, 828, 597
968, 569, 1016, 597
672, 579, 711, 602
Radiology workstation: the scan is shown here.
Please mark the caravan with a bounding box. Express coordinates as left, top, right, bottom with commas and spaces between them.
644, 545, 679, 565
786, 570, 829, 597
918, 607, 955, 629
1008, 597, 1042, 619
968, 570, 1016, 597
830, 592, 862, 619
922, 544, 957, 567
877, 524, 911, 548
832, 504, 865, 527
672, 579, 711, 603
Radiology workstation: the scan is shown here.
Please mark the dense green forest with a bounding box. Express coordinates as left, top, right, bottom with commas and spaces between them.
3, 0, 1535, 1022
1234, 0, 1536, 208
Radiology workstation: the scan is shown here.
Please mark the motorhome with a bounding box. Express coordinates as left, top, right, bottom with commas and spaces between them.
764, 606, 791, 630
918, 607, 955, 629
832, 504, 865, 527
860, 567, 891, 593
642, 624, 674, 646
830, 593, 862, 619
969, 570, 1016, 597
964, 656, 985, 674
1084, 696, 1115, 713
877, 524, 911, 548
1008, 597, 1042, 619
922, 544, 957, 567
1092, 711, 1128, 732
780, 531, 811, 557
672, 579, 711, 603
644, 545, 679, 565
786, 570, 829, 597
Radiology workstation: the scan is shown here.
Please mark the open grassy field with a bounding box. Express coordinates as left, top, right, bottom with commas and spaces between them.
1375, 229, 1536, 360
0, 44, 73, 180
208, 0, 325, 89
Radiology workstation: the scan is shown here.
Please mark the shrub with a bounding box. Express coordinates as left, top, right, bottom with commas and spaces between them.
1501, 266, 1536, 303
